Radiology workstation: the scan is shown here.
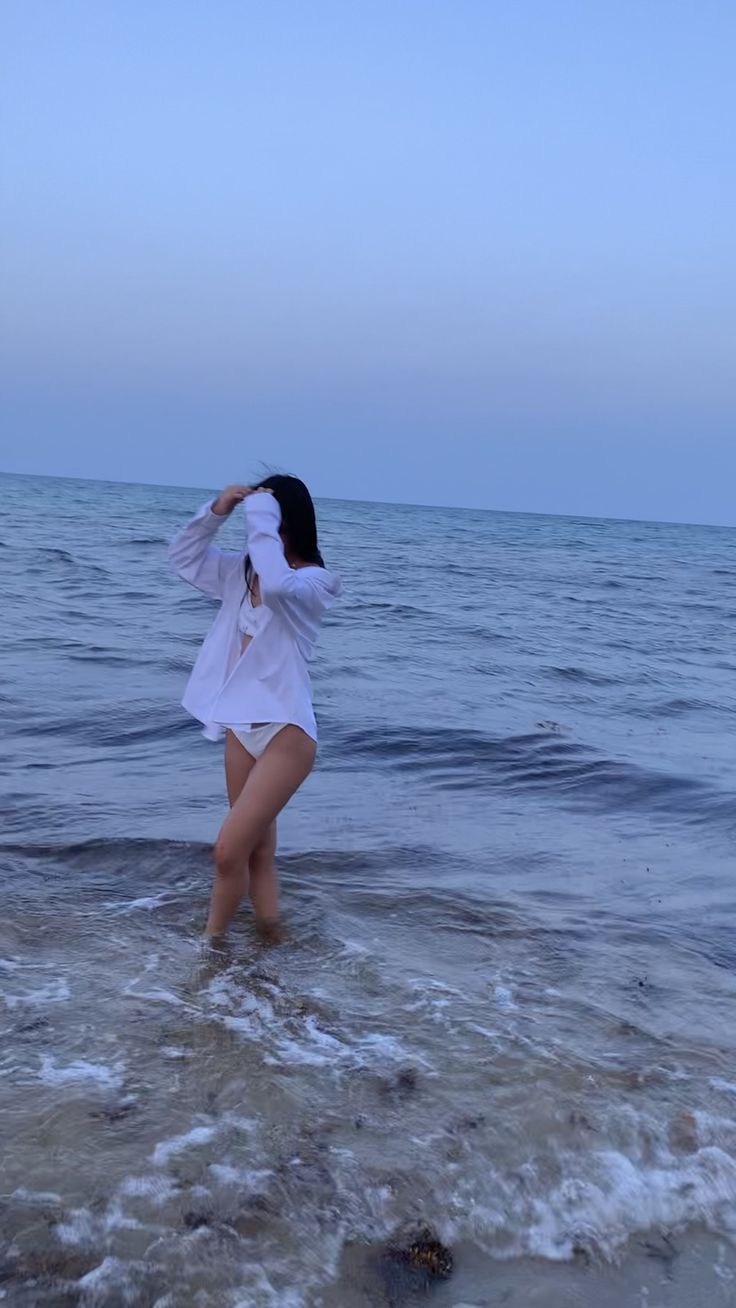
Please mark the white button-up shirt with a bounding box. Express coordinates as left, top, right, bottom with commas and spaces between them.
169, 492, 341, 741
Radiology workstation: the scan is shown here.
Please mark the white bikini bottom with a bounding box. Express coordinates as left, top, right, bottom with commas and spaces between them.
229, 723, 286, 760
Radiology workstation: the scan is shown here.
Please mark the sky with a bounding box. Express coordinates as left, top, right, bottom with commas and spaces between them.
1, 1, 734, 523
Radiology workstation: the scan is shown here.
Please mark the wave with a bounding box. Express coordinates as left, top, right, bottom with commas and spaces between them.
67, 651, 136, 667
0, 837, 725, 968
627, 695, 735, 719
323, 724, 736, 831
23, 704, 194, 747
32, 547, 110, 578
35, 546, 76, 565
0, 839, 455, 897
0, 835, 211, 863
544, 664, 623, 687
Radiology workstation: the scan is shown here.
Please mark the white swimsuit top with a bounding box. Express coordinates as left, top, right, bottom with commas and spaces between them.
238, 591, 270, 639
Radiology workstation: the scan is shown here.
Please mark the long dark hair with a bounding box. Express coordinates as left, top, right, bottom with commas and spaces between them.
245, 473, 324, 596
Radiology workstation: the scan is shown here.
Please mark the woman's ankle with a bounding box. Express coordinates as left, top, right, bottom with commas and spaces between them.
255, 916, 285, 945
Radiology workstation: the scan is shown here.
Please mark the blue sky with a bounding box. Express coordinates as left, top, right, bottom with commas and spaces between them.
2, 1, 734, 522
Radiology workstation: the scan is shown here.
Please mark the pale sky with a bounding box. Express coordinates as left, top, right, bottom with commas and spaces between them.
1, 1, 735, 522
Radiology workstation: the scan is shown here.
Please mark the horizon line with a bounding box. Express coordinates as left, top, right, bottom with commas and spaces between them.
1, 466, 733, 533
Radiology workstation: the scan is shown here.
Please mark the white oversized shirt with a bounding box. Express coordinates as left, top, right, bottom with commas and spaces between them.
168, 492, 341, 741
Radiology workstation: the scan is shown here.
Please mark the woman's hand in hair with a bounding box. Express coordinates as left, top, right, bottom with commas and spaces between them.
212, 485, 254, 516
212, 485, 275, 516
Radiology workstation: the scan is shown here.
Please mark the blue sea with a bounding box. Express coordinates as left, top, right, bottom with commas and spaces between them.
2, 471, 736, 1306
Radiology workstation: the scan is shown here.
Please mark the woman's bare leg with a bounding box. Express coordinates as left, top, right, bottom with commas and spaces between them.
224, 733, 280, 931
225, 729, 255, 805
206, 727, 315, 937
248, 821, 279, 922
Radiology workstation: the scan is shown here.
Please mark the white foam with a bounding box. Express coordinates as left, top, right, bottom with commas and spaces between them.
493, 983, 516, 1010
198, 964, 430, 1084
119, 1174, 178, 1204
5, 978, 71, 1009
354, 1031, 423, 1065
39, 1055, 124, 1089
56, 1208, 97, 1247
263, 1035, 334, 1068
309, 1015, 344, 1044
206, 976, 273, 1020
229, 1267, 307, 1308
222, 1014, 259, 1036
221, 1112, 256, 1134
124, 983, 195, 1010
424, 978, 466, 998
467, 1021, 503, 1045
209, 1162, 273, 1189
12, 1187, 62, 1204
403, 978, 468, 1028
103, 1202, 142, 1234
477, 1144, 736, 1261
204, 974, 238, 1007
116, 893, 172, 913
714, 1251, 735, 1286
208, 1163, 241, 1184
204, 973, 357, 1069
357, 1032, 408, 1058
78, 1256, 138, 1303
153, 1123, 218, 1166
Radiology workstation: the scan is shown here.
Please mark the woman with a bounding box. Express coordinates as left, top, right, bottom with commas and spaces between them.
169, 476, 341, 941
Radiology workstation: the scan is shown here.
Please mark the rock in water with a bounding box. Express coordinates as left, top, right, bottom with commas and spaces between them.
379, 1224, 453, 1298
400, 1225, 453, 1278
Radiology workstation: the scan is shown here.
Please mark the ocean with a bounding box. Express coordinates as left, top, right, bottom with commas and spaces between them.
2, 470, 736, 1307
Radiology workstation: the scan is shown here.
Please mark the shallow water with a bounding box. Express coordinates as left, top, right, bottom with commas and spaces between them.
2, 472, 736, 1306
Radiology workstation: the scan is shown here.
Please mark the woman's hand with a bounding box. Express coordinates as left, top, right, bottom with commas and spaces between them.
211, 485, 252, 516
212, 485, 275, 516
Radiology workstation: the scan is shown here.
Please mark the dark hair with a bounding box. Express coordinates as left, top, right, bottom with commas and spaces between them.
245, 473, 324, 595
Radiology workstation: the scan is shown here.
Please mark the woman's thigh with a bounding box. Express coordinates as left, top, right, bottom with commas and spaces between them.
225, 729, 256, 806
216, 727, 316, 865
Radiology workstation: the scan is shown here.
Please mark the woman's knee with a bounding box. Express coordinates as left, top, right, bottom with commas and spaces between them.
213, 836, 246, 878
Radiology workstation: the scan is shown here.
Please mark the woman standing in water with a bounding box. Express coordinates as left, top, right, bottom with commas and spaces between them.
169, 477, 341, 940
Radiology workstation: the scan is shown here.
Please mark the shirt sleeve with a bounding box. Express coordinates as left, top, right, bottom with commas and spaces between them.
168, 501, 243, 599
245, 492, 333, 620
